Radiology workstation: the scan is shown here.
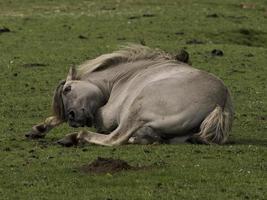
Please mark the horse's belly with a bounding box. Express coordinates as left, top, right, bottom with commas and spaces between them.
133, 71, 228, 135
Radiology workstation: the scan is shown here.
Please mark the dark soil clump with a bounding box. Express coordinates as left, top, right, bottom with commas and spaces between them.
175, 31, 184, 35
186, 39, 205, 44
0, 27, 10, 33
78, 35, 88, 39
206, 13, 219, 18
211, 49, 224, 56
80, 157, 140, 174
22, 63, 48, 67
175, 49, 190, 63
128, 16, 140, 20
142, 13, 155, 18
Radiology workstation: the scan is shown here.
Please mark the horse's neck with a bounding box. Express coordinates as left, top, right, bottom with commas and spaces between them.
101, 59, 166, 78
82, 59, 172, 101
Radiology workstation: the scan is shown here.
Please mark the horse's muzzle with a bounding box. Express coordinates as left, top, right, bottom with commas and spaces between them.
68, 117, 92, 128
68, 120, 81, 128
86, 117, 92, 127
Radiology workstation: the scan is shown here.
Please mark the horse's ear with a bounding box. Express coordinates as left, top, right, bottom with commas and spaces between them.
66, 66, 77, 81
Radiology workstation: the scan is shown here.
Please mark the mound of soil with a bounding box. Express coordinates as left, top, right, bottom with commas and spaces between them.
80, 157, 139, 174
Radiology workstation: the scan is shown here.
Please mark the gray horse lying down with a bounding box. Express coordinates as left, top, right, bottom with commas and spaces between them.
26, 45, 234, 146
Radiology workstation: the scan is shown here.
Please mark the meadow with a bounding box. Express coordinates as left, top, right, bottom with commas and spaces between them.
0, 0, 266, 199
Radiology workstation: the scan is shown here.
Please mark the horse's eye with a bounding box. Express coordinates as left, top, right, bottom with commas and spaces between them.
63, 85, 71, 95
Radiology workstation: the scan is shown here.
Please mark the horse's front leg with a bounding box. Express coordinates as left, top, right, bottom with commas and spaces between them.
56, 132, 80, 147
25, 116, 62, 139
57, 131, 109, 147
57, 124, 142, 147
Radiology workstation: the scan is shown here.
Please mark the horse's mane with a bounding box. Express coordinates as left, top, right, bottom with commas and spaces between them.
76, 44, 174, 79
52, 80, 66, 121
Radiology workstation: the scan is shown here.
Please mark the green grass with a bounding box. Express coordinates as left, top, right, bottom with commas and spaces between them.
0, 0, 266, 199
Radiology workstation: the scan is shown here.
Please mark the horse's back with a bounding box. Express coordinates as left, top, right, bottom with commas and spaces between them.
127, 62, 227, 110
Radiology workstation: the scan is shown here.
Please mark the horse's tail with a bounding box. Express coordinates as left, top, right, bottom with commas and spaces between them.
189, 91, 234, 144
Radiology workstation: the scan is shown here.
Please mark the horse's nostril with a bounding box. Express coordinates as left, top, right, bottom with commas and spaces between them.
68, 111, 75, 120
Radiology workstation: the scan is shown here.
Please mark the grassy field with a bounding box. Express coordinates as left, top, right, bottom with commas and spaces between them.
0, 0, 266, 199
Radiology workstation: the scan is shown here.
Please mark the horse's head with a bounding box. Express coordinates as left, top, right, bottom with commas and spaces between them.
53, 67, 104, 128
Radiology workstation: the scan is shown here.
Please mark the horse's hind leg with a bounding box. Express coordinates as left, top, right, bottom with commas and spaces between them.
128, 126, 163, 144
25, 116, 62, 139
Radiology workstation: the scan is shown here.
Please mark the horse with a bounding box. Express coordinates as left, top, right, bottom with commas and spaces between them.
25, 45, 234, 146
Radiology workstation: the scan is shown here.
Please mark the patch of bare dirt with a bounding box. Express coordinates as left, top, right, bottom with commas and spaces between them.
240, 3, 256, 9
80, 157, 145, 174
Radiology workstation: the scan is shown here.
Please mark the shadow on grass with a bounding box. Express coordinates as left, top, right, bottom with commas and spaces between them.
23, 134, 267, 148
226, 138, 267, 147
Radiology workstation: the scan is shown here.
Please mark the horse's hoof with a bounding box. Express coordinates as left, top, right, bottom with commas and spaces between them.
57, 139, 74, 147
57, 139, 76, 147
25, 132, 45, 139
57, 134, 78, 147
128, 137, 137, 144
